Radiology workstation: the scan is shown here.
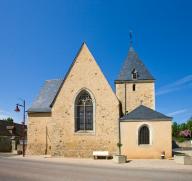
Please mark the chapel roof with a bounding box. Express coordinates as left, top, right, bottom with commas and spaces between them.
116, 45, 154, 82
27, 79, 63, 113
120, 105, 172, 121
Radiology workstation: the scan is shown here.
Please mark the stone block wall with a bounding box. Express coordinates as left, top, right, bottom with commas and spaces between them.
27, 113, 52, 155
27, 43, 120, 157
116, 81, 155, 114
51, 44, 119, 157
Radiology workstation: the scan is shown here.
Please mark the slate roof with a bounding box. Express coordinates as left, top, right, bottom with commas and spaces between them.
27, 79, 63, 113
116, 46, 154, 81
120, 105, 172, 121
28, 43, 88, 113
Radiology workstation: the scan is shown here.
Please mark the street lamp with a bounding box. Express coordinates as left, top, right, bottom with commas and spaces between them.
14, 99, 26, 157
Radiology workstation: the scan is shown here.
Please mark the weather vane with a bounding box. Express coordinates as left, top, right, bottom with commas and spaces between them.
129, 30, 133, 46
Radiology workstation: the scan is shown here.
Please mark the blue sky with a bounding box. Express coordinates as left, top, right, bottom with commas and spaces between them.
0, 0, 192, 123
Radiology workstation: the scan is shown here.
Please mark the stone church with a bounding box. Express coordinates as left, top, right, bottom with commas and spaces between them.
27, 42, 172, 159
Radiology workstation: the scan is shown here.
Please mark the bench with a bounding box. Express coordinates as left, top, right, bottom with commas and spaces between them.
93, 151, 110, 159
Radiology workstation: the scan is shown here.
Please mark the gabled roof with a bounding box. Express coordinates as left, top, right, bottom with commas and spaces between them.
0, 121, 11, 136
120, 105, 172, 121
28, 42, 118, 113
116, 46, 154, 82
50, 42, 88, 107
27, 79, 63, 113
28, 43, 87, 113
0, 120, 27, 137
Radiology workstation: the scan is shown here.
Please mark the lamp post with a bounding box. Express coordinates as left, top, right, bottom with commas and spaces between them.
15, 99, 26, 157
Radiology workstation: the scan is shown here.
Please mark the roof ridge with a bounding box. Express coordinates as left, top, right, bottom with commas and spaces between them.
120, 105, 172, 121
45, 78, 63, 81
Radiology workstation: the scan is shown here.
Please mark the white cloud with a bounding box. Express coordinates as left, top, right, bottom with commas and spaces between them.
168, 109, 188, 117
156, 75, 192, 96
167, 107, 192, 120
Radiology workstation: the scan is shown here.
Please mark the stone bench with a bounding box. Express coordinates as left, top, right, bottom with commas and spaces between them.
93, 151, 110, 159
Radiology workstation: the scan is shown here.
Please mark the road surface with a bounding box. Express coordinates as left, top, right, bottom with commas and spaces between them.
0, 157, 191, 181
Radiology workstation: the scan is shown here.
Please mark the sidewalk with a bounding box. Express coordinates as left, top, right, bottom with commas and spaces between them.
0, 152, 192, 171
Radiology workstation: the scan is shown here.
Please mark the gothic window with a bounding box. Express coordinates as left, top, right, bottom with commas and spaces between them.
132, 69, 138, 80
75, 90, 93, 132
138, 125, 150, 145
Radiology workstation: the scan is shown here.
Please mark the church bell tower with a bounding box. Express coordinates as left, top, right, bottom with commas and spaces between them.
115, 32, 155, 115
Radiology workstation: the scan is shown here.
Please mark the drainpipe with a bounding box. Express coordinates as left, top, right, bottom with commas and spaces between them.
118, 118, 121, 155
124, 83, 127, 114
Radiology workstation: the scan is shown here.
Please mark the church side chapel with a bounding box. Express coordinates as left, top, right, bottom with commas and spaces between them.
27, 36, 172, 159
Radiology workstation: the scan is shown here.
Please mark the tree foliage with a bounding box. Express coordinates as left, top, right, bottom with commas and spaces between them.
172, 117, 192, 139
3, 117, 14, 123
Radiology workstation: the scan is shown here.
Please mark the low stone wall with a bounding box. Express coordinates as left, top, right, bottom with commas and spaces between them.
0, 136, 12, 152
174, 155, 192, 165
174, 140, 192, 148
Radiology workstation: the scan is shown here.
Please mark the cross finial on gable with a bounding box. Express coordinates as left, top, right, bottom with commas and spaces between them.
140, 100, 143, 105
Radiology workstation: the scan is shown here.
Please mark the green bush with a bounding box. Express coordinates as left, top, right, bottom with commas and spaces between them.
172, 117, 192, 138
176, 137, 185, 143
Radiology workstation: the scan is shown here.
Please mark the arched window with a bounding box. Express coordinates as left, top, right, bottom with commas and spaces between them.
75, 90, 93, 131
138, 125, 150, 145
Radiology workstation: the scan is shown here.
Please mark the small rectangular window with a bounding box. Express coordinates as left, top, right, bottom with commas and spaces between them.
133, 84, 136, 91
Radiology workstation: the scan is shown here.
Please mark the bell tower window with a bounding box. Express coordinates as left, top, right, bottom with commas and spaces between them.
133, 84, 136, 91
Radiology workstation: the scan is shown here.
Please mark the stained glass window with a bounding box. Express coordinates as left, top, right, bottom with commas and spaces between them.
75, 90, 93, 131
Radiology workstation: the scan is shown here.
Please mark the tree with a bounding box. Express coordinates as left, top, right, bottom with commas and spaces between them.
179, 123, 187, 131
186, 117, 192, 132
172, 116, 192, 141
3, 117, 14, 123
172, 122, 178, 137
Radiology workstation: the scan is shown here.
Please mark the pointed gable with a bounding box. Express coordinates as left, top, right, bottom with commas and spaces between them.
116, 46, 154, 81
28, 42, 119, 113
54, 42, 119, 105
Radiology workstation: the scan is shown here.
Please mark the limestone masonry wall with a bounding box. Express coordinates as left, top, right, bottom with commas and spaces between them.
27, 113, 52, 155
116, 82, 155, 114
50, 44, 119, 157
27, 44, 120, 157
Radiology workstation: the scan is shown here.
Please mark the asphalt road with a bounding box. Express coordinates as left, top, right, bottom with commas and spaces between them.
0, 158, 192, 181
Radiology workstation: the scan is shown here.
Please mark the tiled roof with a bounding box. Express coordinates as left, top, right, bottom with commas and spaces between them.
120, 105, 172, 121
27, 79, 63, 113
116, 46, 154, 81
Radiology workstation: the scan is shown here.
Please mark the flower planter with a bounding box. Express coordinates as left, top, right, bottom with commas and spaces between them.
174, 155, 192, 165
161, 151, 165, 159
113, 155, 127, 164
161, 155, 165, 159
